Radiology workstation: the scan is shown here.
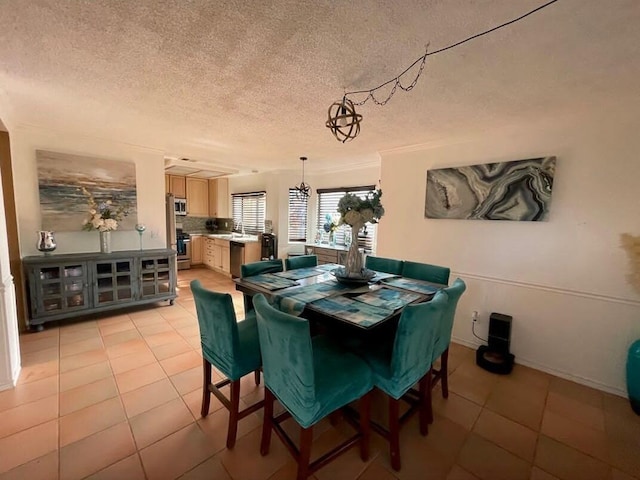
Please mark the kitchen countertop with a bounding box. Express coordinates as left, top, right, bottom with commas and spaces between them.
189, 232, 260, 243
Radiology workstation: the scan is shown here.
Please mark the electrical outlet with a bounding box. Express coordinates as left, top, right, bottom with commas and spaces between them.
472, 311, 478, 322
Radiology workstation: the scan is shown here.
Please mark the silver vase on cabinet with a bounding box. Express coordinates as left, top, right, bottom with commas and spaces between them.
36, 231, 57, 255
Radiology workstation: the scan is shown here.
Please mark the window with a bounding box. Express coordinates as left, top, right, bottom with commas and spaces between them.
288, 189, 308, 242
231, 191, 266, 235
317, 186, 378, 252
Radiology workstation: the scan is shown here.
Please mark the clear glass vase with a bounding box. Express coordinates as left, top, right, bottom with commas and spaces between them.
99, 231, 111, 253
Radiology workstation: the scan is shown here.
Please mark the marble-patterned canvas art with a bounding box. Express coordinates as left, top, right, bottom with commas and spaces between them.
425, 156, 556, 221
37, 150, 138, 231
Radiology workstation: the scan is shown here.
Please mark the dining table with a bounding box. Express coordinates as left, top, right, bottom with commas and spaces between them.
234, 263, 447, 332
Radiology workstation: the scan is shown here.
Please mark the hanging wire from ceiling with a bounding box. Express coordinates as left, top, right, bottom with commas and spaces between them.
326, 0, 560, 142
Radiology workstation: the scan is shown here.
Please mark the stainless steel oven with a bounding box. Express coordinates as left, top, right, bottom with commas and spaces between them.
176, 229, 191, 270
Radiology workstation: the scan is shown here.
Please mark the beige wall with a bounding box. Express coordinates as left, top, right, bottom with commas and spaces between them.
379, 108, 640, 395
10, 126, 167, 256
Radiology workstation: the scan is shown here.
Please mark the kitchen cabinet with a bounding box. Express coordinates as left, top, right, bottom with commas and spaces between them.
23, 249, 177, 330
186, 178, 209, 217
191, 235, 203, 265
221, 244, 230, 273
203, 238, 216, 268
167, 175, 186, 198
305, 245, 347, 265
208, 178, 229, 218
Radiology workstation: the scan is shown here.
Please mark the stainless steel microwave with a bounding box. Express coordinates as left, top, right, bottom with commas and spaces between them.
174, 198, 187, 216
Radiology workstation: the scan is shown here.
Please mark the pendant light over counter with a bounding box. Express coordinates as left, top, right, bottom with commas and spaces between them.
293, 156, 311, 200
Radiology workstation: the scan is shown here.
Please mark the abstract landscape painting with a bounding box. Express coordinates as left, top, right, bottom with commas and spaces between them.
425, 156, 556, 221
37, 150, 138, 232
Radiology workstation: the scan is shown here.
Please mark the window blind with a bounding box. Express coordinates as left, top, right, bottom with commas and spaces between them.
288, 189, 308, 242
231, 191, 266, 235
316, 186, 377, 252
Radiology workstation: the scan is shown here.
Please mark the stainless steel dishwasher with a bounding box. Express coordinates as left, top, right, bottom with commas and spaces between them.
230, 241, 244, 278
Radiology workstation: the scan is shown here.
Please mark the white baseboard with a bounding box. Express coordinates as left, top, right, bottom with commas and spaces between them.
451, 336, 627, 398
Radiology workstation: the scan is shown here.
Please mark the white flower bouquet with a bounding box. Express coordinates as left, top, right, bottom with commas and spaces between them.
81, 187, 129, 232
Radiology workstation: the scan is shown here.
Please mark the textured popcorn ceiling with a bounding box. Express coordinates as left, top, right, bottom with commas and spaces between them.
1, 0, 639, 172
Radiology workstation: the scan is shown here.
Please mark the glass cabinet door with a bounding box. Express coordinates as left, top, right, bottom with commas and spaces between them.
139, 256, 171, 298
93, 259, 135, 306
33, 263, 90, 316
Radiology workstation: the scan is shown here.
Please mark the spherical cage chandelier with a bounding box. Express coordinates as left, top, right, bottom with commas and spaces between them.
325, 97, 362, 143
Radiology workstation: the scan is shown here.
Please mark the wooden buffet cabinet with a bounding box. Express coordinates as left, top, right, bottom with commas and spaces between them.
23, 249, 177, 330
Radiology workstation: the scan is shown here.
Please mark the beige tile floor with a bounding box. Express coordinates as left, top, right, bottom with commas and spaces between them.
1, 268, 639, 480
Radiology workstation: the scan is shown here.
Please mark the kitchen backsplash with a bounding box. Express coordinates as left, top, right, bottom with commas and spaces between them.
180, 216, 207, 233
179, 216, 235, 233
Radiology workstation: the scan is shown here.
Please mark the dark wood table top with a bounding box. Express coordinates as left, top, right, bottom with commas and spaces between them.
234, 268, 445, 331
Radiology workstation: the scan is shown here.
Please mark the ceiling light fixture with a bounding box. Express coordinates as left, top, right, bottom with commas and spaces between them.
293, 156, 311, 200
326, 96, 362, 143
325, 0, 559, 143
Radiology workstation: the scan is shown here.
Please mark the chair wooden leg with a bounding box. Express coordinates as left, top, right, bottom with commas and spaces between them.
297, 426, 313, 480
329, 411, 341, 426
389, 398, 401, 471
419, 369, 433, 435
201, 359, 212, 418
359, 391, 372, 461
254, 368, 261, 386
261, 388, 275, 456
441, 347, 449, 399
226, 379, 241, 448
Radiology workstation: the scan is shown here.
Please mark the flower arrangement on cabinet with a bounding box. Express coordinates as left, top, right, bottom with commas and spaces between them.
337, 188, 384, 231
323, 214, 339, 235
80, 187, 130, 232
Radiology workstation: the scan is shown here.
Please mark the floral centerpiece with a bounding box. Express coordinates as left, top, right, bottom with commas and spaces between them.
336, 188, 384, 278
81, 187, 129, 253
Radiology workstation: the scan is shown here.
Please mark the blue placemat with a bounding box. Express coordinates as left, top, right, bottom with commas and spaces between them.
351, 287, 422, 311
242, 274, 299, 291
273, 267, 325, 280
272, 280, 350, 316
308, 296, 393, 328
381, 277, 440, 295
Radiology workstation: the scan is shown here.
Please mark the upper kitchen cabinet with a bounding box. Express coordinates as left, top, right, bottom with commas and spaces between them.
186, 178, 209, 217
209, 178, 229, 218
167, 175, 186, 198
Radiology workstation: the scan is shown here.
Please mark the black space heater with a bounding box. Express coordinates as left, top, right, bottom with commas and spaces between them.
476, 312, 515, 374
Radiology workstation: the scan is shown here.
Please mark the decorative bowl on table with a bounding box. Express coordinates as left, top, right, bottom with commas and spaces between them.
331, 267, 376, 286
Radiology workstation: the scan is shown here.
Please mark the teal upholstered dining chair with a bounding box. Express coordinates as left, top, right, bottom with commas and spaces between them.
365, 255, 404, 275
359, 291, 448, 471
431, 278, 467, 399
402, 260, 451, 285
190, 280, 264, 449
253, 293, 373, 480
240, 259, 284, 312
285, 254, 318, 271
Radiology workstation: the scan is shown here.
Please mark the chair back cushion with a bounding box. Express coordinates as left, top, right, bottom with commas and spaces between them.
240, 260, 284, 312
365, 255, 404, 275
241, 259, 284, 278
402, 260, 450, 285
191, 280, 240, 379
433, 278, 467, 360
385, 291, 448, 398
285, 255, 318, 271
253, 294, 319, 420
